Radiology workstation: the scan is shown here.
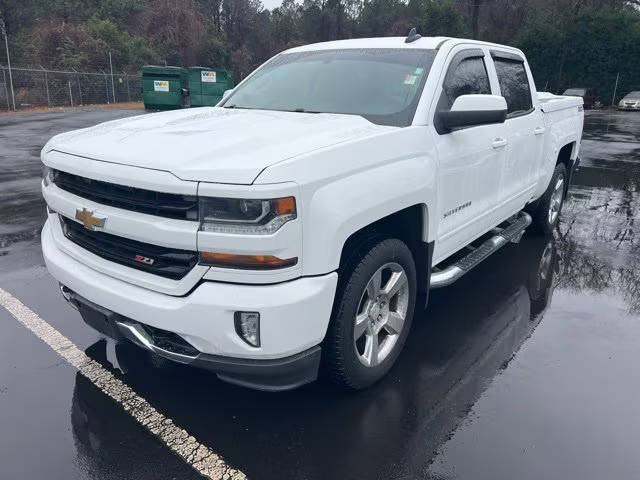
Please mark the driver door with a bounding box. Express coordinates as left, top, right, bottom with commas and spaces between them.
431, 47, 507, 264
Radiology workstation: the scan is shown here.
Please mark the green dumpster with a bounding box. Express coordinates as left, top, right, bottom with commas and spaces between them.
142, 66, 188, 110
187, 67, 234, 107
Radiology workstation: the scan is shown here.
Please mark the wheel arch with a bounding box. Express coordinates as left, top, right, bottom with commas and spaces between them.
556, 141, 575, 168
555, 141, 577, 194
337, 204, 433, 297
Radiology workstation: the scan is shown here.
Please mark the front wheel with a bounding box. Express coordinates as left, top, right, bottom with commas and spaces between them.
529, 163, 567, 234
323, 238, 417, 390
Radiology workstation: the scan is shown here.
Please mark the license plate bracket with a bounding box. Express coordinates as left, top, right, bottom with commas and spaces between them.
74, 297, 123, 341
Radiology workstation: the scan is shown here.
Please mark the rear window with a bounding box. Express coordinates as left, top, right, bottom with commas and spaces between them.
494, 58, 533, 116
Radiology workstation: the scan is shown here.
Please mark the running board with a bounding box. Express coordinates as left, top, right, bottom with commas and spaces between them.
430, 212, 532, 289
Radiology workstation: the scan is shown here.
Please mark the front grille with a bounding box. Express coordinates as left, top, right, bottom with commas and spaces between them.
61, 216, 198, 280
53, 170, 198, 220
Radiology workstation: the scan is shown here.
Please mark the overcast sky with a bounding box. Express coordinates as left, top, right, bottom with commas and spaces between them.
262, 0, 283, 10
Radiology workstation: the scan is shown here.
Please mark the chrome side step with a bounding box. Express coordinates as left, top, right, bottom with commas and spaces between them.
430, 212, 532, 289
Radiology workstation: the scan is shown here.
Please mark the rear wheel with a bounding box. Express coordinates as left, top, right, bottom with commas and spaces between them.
323, 238, 417, 390
529, 163, 567, 234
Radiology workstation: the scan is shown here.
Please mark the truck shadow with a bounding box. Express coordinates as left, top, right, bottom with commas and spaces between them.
70, 234, 558, 480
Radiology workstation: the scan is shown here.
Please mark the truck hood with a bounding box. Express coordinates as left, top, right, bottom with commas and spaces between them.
47, 107, 391, 184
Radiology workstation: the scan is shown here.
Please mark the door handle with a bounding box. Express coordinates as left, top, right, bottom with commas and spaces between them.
534, 126, 546, 135
492, 138, 508, 149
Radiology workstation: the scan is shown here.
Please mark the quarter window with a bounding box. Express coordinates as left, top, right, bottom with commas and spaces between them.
441, 56, 491, 109
493, 58, 533, 116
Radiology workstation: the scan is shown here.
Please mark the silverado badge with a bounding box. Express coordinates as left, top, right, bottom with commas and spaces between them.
75, 208, 106, 230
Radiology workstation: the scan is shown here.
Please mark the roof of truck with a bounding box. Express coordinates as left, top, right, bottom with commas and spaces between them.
285, 37, 452, 53
285, 36, 523, 55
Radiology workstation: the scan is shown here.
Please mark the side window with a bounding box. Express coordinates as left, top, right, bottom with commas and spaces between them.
493, 58, 533, 116
441, 56, 491, 109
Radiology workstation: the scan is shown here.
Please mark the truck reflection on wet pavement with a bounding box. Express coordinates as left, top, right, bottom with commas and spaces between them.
1, 109, 639, 480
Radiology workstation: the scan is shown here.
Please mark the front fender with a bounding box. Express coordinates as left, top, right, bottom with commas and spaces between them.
257, 127, 439, 276
303, 156, 436, 274
257, 126, 437, 275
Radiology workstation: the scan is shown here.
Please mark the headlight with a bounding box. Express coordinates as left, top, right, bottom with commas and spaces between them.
199, 196, 296, 235
42, 165, 56, 186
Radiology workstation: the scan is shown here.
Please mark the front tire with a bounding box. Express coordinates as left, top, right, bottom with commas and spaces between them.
323, 238, 417, 390
529, 163, 567, 234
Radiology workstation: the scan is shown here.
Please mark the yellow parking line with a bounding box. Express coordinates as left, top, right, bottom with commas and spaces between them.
0, 287, 246, 480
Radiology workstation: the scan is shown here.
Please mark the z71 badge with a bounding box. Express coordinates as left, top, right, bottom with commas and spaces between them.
134, 255, 154, 265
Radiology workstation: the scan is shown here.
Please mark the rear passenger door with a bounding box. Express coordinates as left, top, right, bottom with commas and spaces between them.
490, 51, 544, 211
431, 47, 507, 263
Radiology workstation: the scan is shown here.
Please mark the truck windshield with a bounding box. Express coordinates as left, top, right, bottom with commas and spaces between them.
222, 49, 437, 127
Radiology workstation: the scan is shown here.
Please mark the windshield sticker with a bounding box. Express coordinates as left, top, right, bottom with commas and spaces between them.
153, 80, 169, 92
201, 71, 217, 83
404, 74, 417, 85
415, 67, 424, 75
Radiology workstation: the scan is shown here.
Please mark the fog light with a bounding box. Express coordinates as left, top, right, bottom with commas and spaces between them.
234, 311, 260, 347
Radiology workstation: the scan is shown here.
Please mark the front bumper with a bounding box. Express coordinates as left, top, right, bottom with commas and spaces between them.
67, 288, 322, 391
42, 220, 338, 389
618, 105, 640, 111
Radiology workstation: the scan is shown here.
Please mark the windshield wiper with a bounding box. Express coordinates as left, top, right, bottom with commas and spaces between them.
224, 105, 321, 113
223, 104, 251, 109
291, 108, 321, 113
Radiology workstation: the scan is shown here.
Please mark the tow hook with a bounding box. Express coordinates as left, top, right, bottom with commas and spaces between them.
59, 283, 78, 310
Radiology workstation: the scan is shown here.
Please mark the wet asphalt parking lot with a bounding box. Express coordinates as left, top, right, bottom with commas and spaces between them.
1, 108, 639, 480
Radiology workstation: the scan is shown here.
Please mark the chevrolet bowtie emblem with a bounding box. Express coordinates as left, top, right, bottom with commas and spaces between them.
75, 208, 106, 230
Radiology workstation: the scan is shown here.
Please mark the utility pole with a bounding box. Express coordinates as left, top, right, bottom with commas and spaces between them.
611, 72, 620, 107
102, 70, 109, 103
41, 65, 50, 106
0, 18, 16, 111
124, 72, 130, 102
2, 67, 9, 110
73, 68, 83, 105
109, 51, 116, 103
471, 1, 480, 39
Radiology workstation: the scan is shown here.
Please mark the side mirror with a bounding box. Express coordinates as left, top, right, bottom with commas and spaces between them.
222, 89, 233, 100
437, 94, 507, 132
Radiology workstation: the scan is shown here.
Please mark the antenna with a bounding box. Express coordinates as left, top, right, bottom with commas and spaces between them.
405, 27, 421, 44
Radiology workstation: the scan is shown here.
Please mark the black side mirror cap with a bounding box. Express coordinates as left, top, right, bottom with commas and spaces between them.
437, 108, 507, 132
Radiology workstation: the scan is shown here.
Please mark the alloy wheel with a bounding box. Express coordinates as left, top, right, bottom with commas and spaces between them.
353, 262, 410, 367
548, 172, 565, 226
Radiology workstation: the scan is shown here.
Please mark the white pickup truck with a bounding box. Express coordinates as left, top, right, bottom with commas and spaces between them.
41, 35, 583, 391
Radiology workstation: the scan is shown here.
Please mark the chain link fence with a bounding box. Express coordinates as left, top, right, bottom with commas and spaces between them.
0, 65, 141, 110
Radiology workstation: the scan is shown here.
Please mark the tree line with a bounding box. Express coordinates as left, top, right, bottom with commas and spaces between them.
2, 0, 640, 102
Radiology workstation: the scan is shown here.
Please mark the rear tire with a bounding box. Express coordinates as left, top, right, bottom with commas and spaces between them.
323, 237, 417, 390
529, 163, 567, 234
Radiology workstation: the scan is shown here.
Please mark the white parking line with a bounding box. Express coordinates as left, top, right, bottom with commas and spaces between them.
0, 287, 247, 480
